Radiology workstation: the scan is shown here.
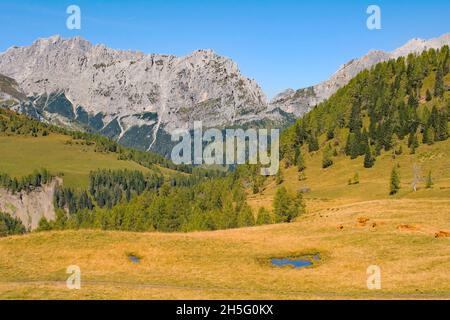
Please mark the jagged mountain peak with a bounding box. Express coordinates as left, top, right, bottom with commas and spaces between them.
0, 35, 283, 155
271, 32, 450, 117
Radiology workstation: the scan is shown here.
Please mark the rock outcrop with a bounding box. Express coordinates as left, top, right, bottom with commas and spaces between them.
0, 178, 61, 230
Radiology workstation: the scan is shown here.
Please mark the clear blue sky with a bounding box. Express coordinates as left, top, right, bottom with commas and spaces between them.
0, 0, 449, 98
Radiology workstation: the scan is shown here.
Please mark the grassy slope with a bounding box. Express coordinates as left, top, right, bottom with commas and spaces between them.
248, 137, 450, 213
0, 138, 449, 299
0, 198, 449, 299
0, 134, 153, 188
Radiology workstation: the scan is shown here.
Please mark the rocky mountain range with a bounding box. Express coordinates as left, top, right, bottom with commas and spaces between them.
0, 35, 288, 155
0, 33, 449, 156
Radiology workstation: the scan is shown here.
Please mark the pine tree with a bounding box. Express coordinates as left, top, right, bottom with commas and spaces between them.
322, 145, 334, 168
425, 89, 433, 101
237, 204, 254, 227
363, 147, 375, 168
345, 132, 360, 159
290, 191, 305, 221
408, 133, 419, 154
422, 126, 434, 145
296, 149, 306, 172
307, 134, 319, 152
275, 169, 284, 185
326, 127, 335, 140
37, 217, 51, 231
390, 165, 401, 195
426, 170, 434, 189
256, 207, 273, 225
349, 103, 362, 133
434, 66, 444, 98
436, 112, 449, 141
273, 187, 291, 223
429, 106, 440, 130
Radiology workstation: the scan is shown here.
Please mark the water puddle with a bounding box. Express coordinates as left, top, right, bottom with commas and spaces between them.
271, 253, 320, 269
128, 254, 141, 263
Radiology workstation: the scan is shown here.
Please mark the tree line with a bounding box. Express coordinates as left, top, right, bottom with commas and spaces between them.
39, 168, 305, 233
0, 169, 53, 193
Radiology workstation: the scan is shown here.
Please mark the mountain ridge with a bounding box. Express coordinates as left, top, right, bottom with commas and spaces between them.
270, 33, 450, 117
1, 33, 450, 156
0, 35, 285, 154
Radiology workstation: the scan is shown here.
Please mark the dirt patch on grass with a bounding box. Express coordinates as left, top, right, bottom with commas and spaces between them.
357, 217, 370, 227
435, 231, 450, 238
397, 224, 420, 232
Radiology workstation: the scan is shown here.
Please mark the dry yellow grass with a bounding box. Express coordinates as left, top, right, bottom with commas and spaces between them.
1, 199, 450, 299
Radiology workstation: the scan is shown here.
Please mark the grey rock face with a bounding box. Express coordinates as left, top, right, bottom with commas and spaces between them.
0, 73, 26, 102
270, 33, 450, 117
0, 35, 284, 153
0, 179, 61, 230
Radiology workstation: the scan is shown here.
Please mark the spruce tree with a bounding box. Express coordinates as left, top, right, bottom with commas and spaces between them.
296, 149, 306, 172
322, 145, 334, 168
389, 165, 401, 195
425, 170, 434, 189
237, 204, 255, 227
408, 133, 419, 154
363, 147, 375, 168
434, 66, 444, 98
290, 191, 305, 221
425, 89, 433, 101
422, 126, 434, 145
273, 187, 291, 223
436, 112, 449, 141
275, 169, 284, 185
307, 134, 319, 152
256, 207, 273, 225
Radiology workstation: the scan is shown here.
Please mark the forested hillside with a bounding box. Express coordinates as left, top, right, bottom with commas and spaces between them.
281, 46, 450, 170
0, 107, 300, 233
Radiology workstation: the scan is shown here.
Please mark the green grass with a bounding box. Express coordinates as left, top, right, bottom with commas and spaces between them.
0, 134, 151, 188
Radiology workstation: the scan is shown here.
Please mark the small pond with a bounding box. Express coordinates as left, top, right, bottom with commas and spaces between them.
271, 254, 320, 269
128, 255, 141, 263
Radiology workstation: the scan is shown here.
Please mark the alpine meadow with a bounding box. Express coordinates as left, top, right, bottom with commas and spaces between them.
1, 2, 450, 301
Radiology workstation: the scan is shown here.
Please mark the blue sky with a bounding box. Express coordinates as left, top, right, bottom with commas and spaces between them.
0, 0, 449, 98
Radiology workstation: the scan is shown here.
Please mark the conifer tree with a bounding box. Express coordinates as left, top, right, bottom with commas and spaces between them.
426, 170, 434, 189
275, 169, 284, 185
422, 126, 434, 145
307, 134, 319, 152
256, 207, 273, 225
390, 165, 401, 195
364, 147, 375, 168
425, 89, 433, 101
273, 187, 291, 223
322, 144, 334, 168
434, 66, 444, 98
237, 204, 255, 227
296, 148, 306, 172
436, 112, 449, 141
